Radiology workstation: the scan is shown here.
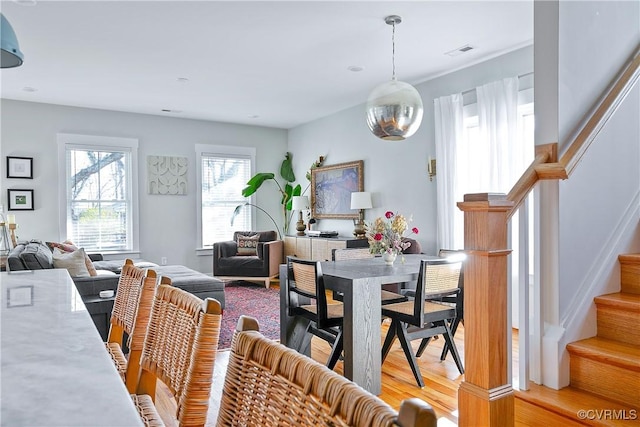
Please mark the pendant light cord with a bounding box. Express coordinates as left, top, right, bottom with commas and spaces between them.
391, 21, 396, 81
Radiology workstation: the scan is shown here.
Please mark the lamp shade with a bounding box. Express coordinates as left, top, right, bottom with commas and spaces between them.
350, 192, 372, 210
291, 196, 309, 210
1, 14, 24, 69
366, 79, 423, 141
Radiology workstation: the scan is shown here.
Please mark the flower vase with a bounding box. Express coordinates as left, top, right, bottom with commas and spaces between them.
382, 251, 397, 266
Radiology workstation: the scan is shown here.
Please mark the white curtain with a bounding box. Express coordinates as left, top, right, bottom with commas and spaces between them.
476, 77, 522, 193
434, 93, 463, 250
436, 77, 531, 250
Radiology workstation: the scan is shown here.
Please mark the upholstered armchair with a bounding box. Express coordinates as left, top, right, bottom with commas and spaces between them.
212, 231, 283, 288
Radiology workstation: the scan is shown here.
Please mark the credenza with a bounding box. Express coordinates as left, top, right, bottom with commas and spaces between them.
284, 235, 368, 262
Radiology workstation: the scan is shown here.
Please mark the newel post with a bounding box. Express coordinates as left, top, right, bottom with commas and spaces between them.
457, 193, 515, 427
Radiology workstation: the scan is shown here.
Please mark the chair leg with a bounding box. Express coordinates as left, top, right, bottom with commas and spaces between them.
381, 320, 399, 363
415, 337, 433, 357
439, 317, 461, 361
396, 322, 424, 388
440, 320, 464, 375
326, 328, 343, 370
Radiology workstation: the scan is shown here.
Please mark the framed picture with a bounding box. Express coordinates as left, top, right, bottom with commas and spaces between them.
311, 160, 363, 219
6, 156, 33, 179
7, 189, 34, 211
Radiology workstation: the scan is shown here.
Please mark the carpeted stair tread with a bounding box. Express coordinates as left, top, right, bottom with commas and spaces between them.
567, 337, 640, 372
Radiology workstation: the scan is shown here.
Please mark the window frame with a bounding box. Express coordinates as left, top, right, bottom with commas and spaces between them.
57, 133, 140, 255
195, 144, 256, 255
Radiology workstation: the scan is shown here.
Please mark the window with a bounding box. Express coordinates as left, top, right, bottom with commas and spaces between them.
196, 145, 255, 248
57, 134, 139, 253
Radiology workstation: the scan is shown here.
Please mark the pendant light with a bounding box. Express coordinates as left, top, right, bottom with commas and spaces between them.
366, 15, 423, 141
1, 13, 24, 68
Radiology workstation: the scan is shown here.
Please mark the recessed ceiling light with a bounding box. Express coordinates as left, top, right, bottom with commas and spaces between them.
248, 114, 260, 119
176, 77, 189, 83
161, 109, 182, 113
13, 0, 37, 6
347, 65, 364, 72
22, 86, 37, 92
445, 44, 476, 57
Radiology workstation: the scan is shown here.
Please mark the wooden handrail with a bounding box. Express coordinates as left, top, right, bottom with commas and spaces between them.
505, 44, 640, 219
560, 46, 640, 176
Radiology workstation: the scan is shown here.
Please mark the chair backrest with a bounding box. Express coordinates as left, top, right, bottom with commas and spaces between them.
122, 273, 169, 393
332, 247, 373, 261
216, 316, 437, 427
107, 259, 147, 346
438, 249, 466, 289
286, 256, 331, 326
136, 283, 222, 426
413, 259, 462, 321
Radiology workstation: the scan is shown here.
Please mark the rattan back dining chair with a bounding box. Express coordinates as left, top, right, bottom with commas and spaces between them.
286, 256, 344, 370
415, 249, 466, 361
106, 259, 161, 392
381, 258, 464, 387
332, 247, 407, 305
132, 283, 222, 427
217, 315, 438, 427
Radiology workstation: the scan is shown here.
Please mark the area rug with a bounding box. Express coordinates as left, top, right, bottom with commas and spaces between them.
218, 281, 280, 350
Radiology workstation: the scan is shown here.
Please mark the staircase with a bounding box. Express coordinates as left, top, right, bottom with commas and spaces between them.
516, 254, 640, 426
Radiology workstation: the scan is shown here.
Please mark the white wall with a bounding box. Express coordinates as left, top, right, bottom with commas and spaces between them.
532, 0, 640, 389
288, 45, 534, 255
557, 1, 639, 332
0, 100, 288, 273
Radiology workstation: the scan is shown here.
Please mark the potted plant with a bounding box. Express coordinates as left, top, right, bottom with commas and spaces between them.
232, 153, 325, 237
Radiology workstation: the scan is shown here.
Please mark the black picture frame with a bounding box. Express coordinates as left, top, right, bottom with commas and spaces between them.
7, 189, 34, 211
310, 160, 364, 219
6, 156, 33, 179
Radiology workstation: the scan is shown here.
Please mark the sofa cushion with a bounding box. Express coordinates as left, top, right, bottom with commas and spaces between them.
52, 248, 91, 277
217, 256, 265, 276
46, 240, 98, 276
92, 259, 159, 273
19, 241, 54, 270
236, 234, 259, 256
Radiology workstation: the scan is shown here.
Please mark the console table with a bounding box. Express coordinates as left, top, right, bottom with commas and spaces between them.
284, 235, 368, 262
1, 269, 143, 426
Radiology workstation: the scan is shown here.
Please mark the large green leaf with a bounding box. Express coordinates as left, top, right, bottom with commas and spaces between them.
284, 184, 302, 211
241, 172, 275, 197
280, 152, 296, 183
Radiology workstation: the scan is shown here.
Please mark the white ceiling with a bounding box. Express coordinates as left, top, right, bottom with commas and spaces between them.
0, 1, 533, 129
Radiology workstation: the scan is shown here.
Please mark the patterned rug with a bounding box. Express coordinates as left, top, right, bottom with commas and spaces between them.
218, 281, 280, 350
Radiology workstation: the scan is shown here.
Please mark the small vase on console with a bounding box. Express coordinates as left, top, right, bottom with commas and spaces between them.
382, 251, 397, 266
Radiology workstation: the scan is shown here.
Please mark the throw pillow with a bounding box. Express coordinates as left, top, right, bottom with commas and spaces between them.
236, 234, 259, 256
52, 248, 91, 277
46, 240, 98, 276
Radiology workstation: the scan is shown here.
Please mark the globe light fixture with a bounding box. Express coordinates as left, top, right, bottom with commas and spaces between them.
366, 15, 423, 141
1, 13, 24, 68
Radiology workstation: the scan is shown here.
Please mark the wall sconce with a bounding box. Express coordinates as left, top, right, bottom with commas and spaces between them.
350, 191, 372, 239
428, 157, 437, 181
291, 196, 310, 236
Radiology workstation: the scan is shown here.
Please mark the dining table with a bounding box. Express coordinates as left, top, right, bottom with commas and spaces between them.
1, 269, 144, 427
279, 253, 433, 395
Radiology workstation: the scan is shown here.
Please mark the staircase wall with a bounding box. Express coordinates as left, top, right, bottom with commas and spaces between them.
546, 1, 640, 389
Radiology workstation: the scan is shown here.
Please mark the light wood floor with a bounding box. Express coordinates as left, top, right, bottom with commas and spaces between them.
155, 320, 521, 426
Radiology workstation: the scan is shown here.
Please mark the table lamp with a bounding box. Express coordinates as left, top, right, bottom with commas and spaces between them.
291, 196, 309, 236
350, 192, 372, 239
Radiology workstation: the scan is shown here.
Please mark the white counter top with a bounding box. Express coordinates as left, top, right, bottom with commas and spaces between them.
1, 269, 143, 427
